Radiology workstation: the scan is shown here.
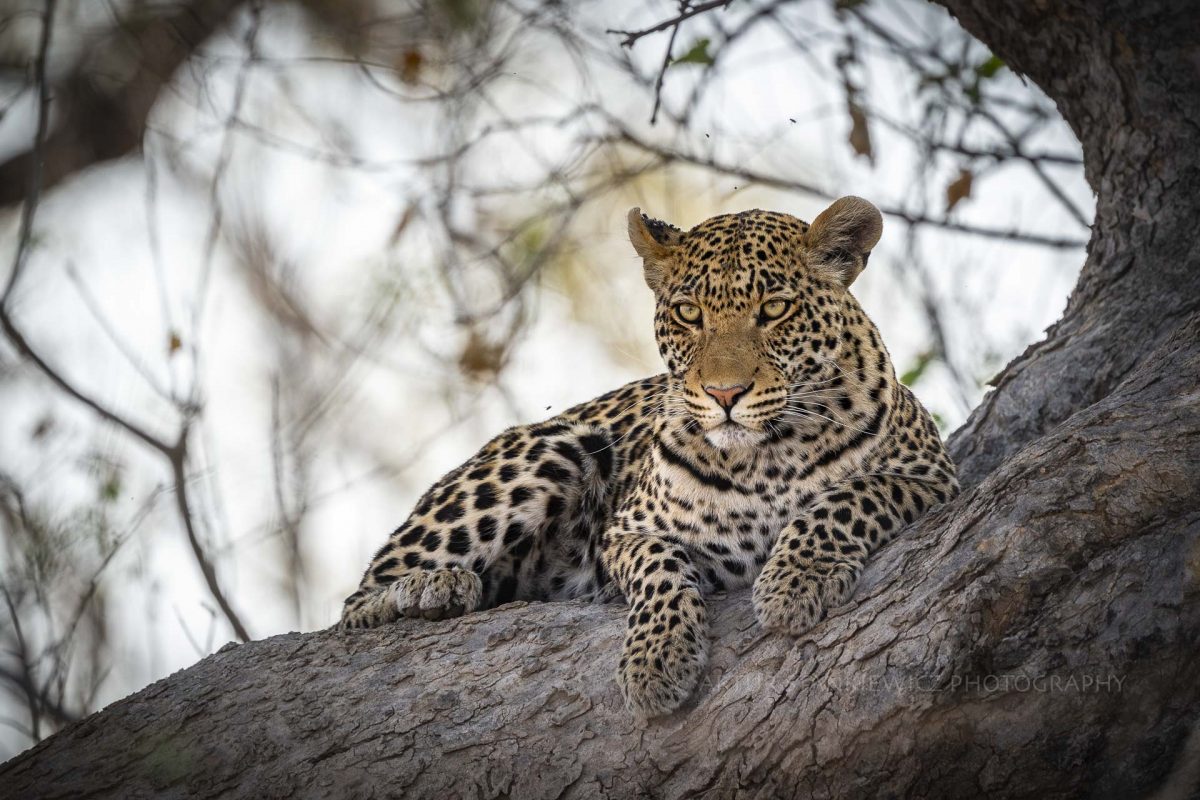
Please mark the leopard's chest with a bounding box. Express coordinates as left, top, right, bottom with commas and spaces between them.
618, 446, 834, 592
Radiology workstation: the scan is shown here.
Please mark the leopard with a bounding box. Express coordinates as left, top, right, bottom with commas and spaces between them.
340, 196, 959, 718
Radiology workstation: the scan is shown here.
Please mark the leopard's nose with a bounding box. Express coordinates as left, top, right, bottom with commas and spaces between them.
704, 383, 749, 411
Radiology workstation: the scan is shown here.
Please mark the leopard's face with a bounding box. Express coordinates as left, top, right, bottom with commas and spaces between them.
630, 200, 883, 451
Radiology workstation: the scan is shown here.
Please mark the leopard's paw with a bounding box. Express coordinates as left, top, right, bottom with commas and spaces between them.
616, 594, 708, 719
394, 568, 482, 621
340, 587, 399, 630
752, 559, 858, 636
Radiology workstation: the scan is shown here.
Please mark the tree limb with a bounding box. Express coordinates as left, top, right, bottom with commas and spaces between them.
0, 0, 247, 207
2, 315, 1197, 797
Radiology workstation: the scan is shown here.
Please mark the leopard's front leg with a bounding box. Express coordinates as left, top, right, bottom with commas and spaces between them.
753, 474, 946, 635
603, 530, 708, 719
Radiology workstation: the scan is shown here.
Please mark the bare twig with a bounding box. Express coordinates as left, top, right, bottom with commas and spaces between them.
608, 0, 737, 47
0, 0, 250, 648
169, 429, 252, 643
609, 129, 1089, 248
0, 665, 79, 731
973, 106, 1091, 227
62, 261, 179, 404
649, 1, 688, 125
868, 111, 1083, 166
1, 0, 56, 305
270, 376, 310, 628
1, 588, 51, 738
190, 2, 263, 382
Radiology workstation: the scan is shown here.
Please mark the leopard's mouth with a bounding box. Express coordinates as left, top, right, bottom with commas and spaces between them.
702, 421, 767, 451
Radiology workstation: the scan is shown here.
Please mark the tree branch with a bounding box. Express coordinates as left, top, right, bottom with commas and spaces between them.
608, 0, 737, 47
609, 128, 1090, 248
1, 0, 56, 304
2, 316, 1197, 796
648, 1, 688, 125
0, 0, 251, 646
0, 0, 246, 207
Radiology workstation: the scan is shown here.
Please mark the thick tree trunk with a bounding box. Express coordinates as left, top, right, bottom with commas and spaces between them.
945, 0, 1200, 487
3, 1, 1199, 798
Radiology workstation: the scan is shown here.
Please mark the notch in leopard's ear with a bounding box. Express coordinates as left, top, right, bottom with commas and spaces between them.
627, 207, 684, 293
805, 196, 883, 287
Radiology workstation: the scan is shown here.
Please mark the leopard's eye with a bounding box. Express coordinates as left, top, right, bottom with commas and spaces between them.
674, 303, 702, 324
761, 299, 791, 321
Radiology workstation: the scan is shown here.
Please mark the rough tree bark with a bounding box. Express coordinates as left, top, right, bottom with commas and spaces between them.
3, 0, 1199, 798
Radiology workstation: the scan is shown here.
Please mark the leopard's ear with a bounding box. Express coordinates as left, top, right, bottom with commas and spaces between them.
805, 196, 883, 287
627, 207, 683, 293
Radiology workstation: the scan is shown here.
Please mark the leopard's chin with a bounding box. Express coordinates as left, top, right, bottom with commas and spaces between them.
702, 422, 767, 451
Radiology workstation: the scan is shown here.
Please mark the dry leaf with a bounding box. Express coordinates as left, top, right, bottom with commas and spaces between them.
30, 414, 54, 441
848, 103, 873, 163
459, 330, 506, 378
168, 331, 182, 356
388, 203, 417, 247
946, 169, 973, 211
399, 49, 423, 85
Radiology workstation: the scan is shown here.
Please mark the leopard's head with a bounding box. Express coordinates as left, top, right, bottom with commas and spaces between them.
627, 197, 883, 451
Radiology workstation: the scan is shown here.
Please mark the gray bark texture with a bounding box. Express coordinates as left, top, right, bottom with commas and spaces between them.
3, 0, 1200, 798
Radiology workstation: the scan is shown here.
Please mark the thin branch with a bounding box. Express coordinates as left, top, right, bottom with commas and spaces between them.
270, 376, 309, 629
867, 108, 1084, 167
1, 588, 47, 738
649, 1, 688, 125
608, 0, 737, 48
62, 261, 179, 404
609, 129, 1089, 248
1, 0, 56, 305
0, 665, 79, 730
0, 313, 176, 456
0, 0, 176, 456
972, 105, 1092, 227
41, 487, 162, 670
0, 0, 250, 647
169, 430, 252, 643
189, 2, 262, 387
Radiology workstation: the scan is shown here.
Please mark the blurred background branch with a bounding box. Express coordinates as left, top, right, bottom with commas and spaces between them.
0, 0, 245, 205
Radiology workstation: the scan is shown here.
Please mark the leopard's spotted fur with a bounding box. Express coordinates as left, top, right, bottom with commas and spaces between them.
341, 197, 959, 718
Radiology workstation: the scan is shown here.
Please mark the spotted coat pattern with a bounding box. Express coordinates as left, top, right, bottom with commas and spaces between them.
341, 197, 959, 718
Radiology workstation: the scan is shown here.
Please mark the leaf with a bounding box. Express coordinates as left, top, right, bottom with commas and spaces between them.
847, 102, 873, 162
398, 49, 423, 85
973, 54, 1005, 80
168, 331, 182, 356
100, 473, 121, 503
672, 38, 713, 67
30, 414, 54, 441
900, 351, 935, 387
459, 330, 506, 379
945, 169, 973, 212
